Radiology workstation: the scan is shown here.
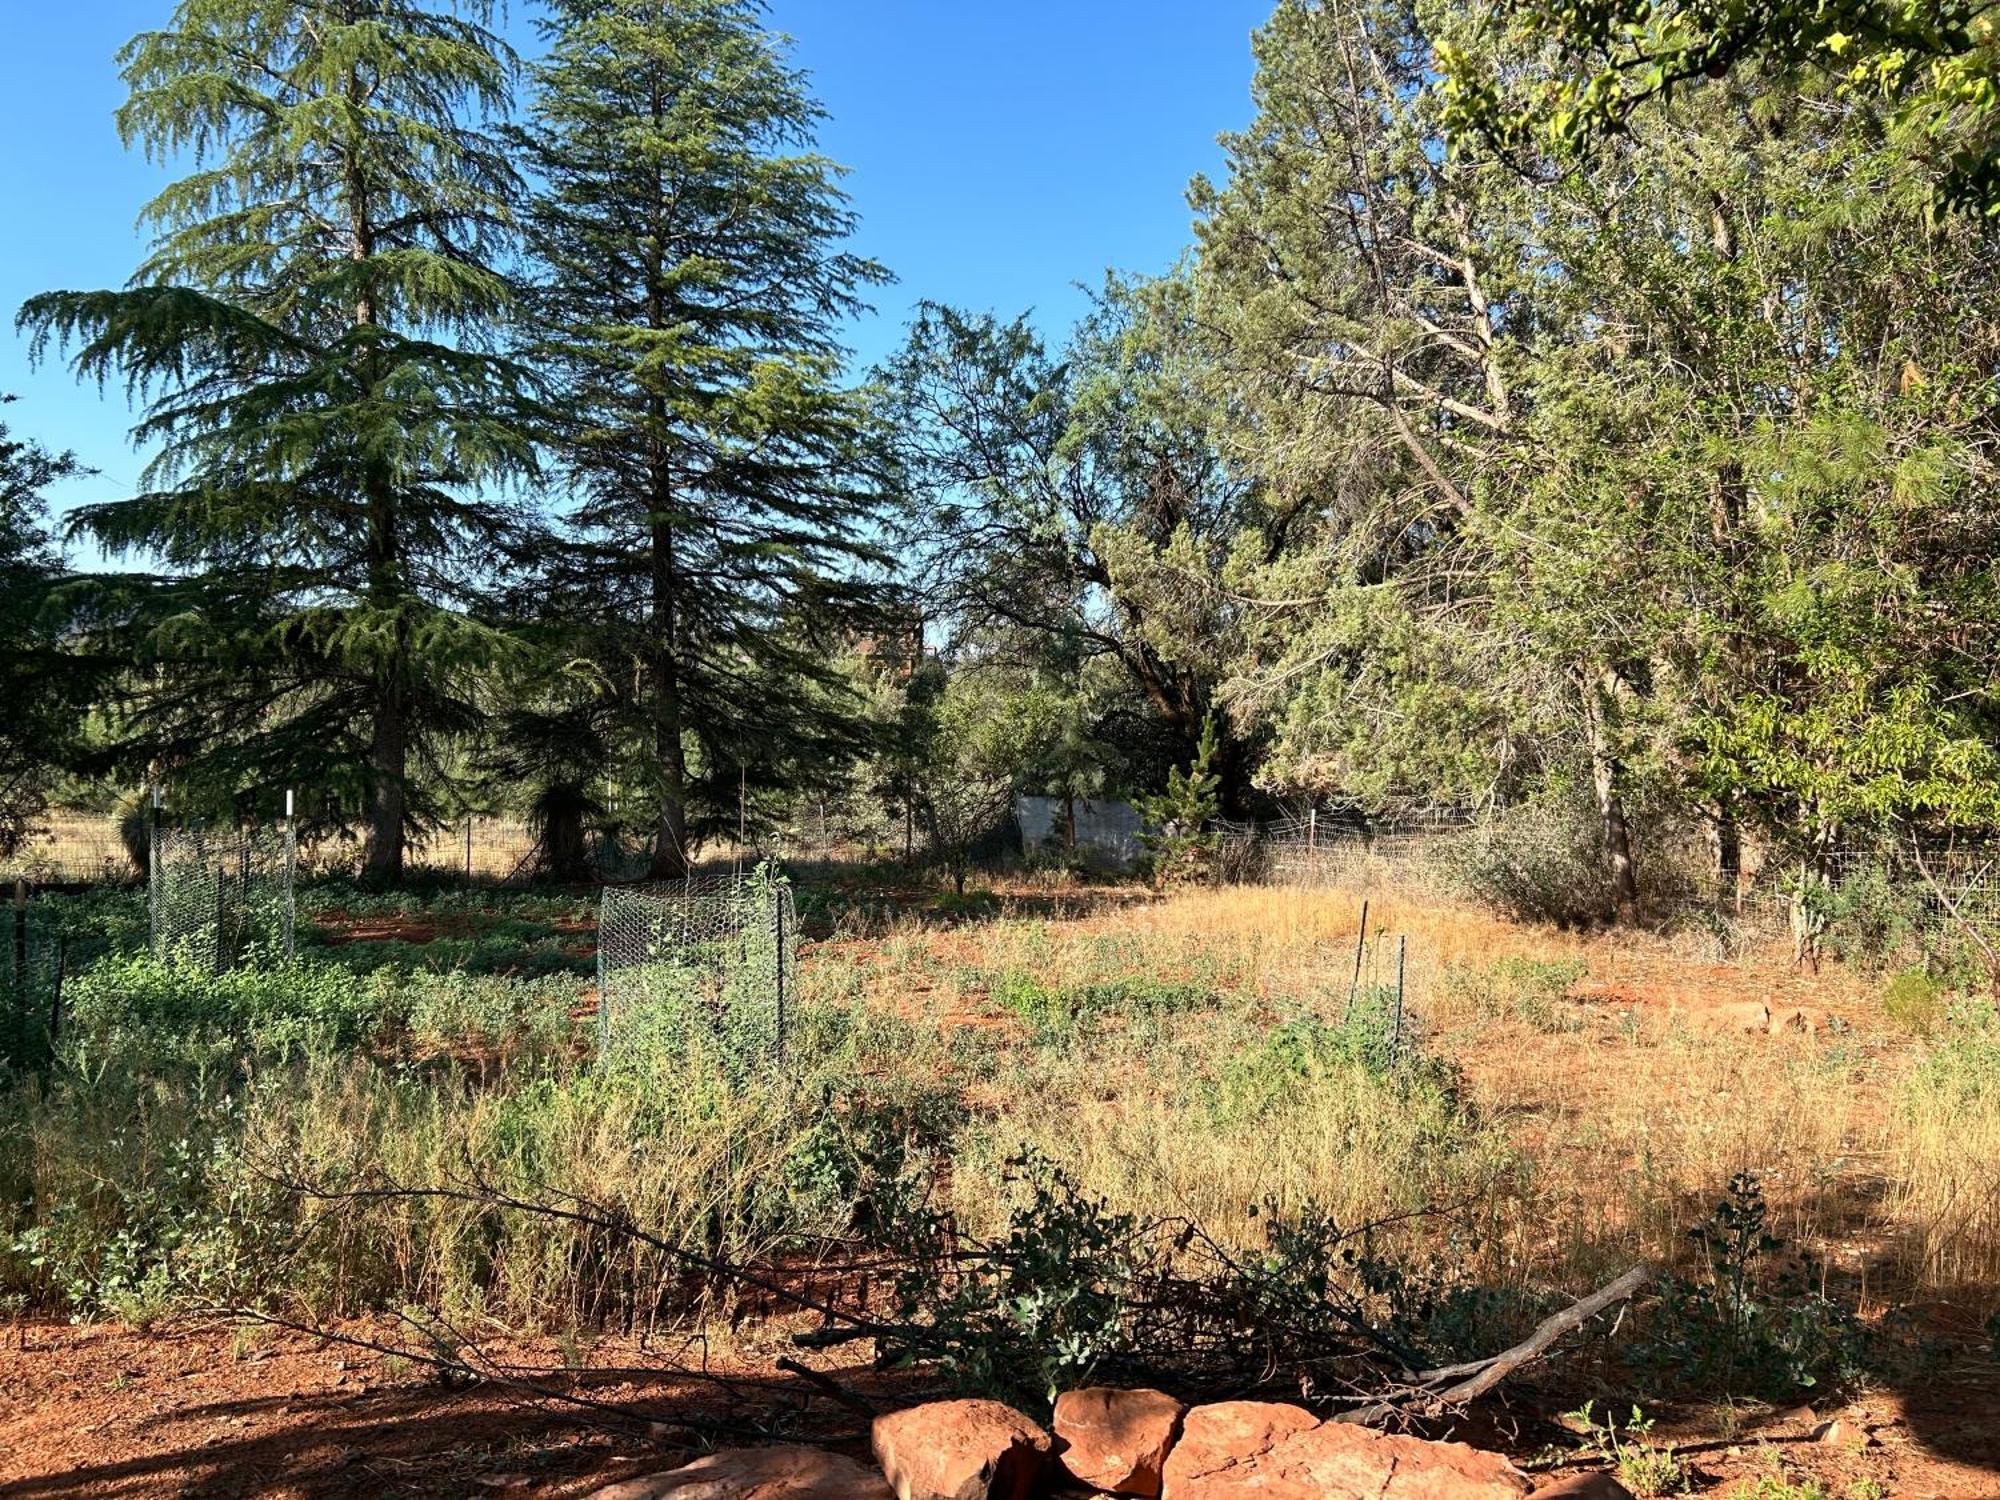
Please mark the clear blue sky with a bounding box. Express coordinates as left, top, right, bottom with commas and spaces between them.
0, 0, 1271, 526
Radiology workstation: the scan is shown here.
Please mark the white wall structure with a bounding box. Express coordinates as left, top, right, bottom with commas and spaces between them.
1014, 794, 1148, 870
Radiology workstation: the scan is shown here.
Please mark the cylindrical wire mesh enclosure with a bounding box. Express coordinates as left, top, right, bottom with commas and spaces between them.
149, 824, 297, 968
596, 872, 797, 1073
2, 909, 70, 1071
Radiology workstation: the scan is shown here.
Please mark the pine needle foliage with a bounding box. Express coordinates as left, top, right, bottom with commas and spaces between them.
18, 0, 538, 881
513, 0, 896, 878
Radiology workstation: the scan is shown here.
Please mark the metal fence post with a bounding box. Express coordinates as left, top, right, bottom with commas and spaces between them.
596, 895, 611, 1057
1392, 934, 1407, 1060
50, 935, 66, 1050
148, 786, 162, 956
11, 879, 25, 998
282, 789, 297, 962
772, 886, 787, 1070
213, 864, 228, 975
465, 816, 474, 886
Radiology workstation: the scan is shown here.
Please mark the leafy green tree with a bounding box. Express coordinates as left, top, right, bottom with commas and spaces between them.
1191, 0, 2000, 918
881, 276, 1260, 807
20, 0, 535, 882
1188, 0, 1555, 831
903, 663, 1060, 895
0, 400, 94, 856
515, 0, 895, 879
1437, 0, 2000, 215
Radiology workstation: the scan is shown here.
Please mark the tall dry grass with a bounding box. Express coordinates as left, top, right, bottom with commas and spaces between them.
9, 868, 1993, 1334
848, 877, 1987, 1310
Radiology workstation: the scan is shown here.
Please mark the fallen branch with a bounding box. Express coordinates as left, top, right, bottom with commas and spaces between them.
1333, 1264, 1653, 1426
775, 1356, 878, 1419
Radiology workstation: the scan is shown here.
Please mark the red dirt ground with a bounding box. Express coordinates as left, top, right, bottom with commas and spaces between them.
4, 1316, 1997, 1498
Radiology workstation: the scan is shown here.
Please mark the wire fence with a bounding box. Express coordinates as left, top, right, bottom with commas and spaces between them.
3, 809, 671, 888
1220, 809, 2000, 955
150, 825, 297, 969
595, 872, 798, 1074
1, 903, 65, 1069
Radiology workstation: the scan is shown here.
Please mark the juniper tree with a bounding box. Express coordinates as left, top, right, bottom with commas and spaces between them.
20, 0, 535, 882
1196, 0, 2000, 916
516, 0, 894, 879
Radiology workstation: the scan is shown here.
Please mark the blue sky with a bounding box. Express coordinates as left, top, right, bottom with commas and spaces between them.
0, 1, 1271, 525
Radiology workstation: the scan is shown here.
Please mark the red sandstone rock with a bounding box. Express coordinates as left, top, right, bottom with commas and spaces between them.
1053, 1386, 1186, 1496
871, 1399, 1052, 1500
1162, 1405, 1531, 1500
1160, 1400, 1320, 1495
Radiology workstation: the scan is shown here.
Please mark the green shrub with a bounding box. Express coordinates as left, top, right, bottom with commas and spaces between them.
1440, 794, 1615, 928
1882, 966, 1944, 1037
1626, 1173, 1880, 1401
1820, 865, 1922, 973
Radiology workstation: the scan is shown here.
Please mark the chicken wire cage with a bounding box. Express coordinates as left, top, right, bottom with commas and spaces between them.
2, 916, 72, 1070
149, 824, 298, 969
596, 872, 797, 1072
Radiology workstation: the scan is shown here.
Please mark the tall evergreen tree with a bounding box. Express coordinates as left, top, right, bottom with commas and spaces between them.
20, 0, 535, 881
516, 0, 895, 879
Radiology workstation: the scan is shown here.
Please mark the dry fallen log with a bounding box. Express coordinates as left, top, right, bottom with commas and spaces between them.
1334, 1264, 1653, 1426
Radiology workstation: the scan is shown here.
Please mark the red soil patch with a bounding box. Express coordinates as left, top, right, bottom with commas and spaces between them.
0, 1318, 892, 1499
313, 914, 447, 947
4, 1318, 1994, 1498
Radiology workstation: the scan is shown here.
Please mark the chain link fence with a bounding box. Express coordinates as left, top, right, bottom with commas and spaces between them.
149, 825, 297, 969
596, 872, 797, 1073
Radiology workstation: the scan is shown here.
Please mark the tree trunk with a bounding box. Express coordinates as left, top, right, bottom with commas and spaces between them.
647, 494, 691, 881
359, 474, 406, 886
361, 671, 407, 885
1583, 669, 1641, 921
348, 81, 407, 887
1713, 803, 1742, 910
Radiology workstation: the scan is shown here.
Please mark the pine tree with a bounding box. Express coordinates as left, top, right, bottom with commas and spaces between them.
515, 0, 894, 879
20, 0, 536, 882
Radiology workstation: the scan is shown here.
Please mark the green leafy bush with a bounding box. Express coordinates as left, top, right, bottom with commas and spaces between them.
1820, 865, 1923, 973
1627, 1173, 1879, 1401
64, 951, 379, 1050
1440, 794, 1615, 928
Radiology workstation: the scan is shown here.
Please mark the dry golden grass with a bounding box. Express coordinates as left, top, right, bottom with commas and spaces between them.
830, 875, 1989, 1309
0, 811, 541, 883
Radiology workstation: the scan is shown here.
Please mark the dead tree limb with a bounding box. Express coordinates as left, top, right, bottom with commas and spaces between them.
1334, 1264, 1653, 1426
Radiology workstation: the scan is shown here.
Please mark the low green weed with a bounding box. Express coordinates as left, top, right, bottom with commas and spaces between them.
1562, 1403, 1689, 1498
1881, 966, 1943, 1037
987, 969, 1213, 1038
1441, 956, 1589, 1033
64, 951, 379, 1051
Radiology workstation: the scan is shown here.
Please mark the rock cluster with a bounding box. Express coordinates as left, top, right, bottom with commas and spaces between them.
590, 1390, 1636, 1500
